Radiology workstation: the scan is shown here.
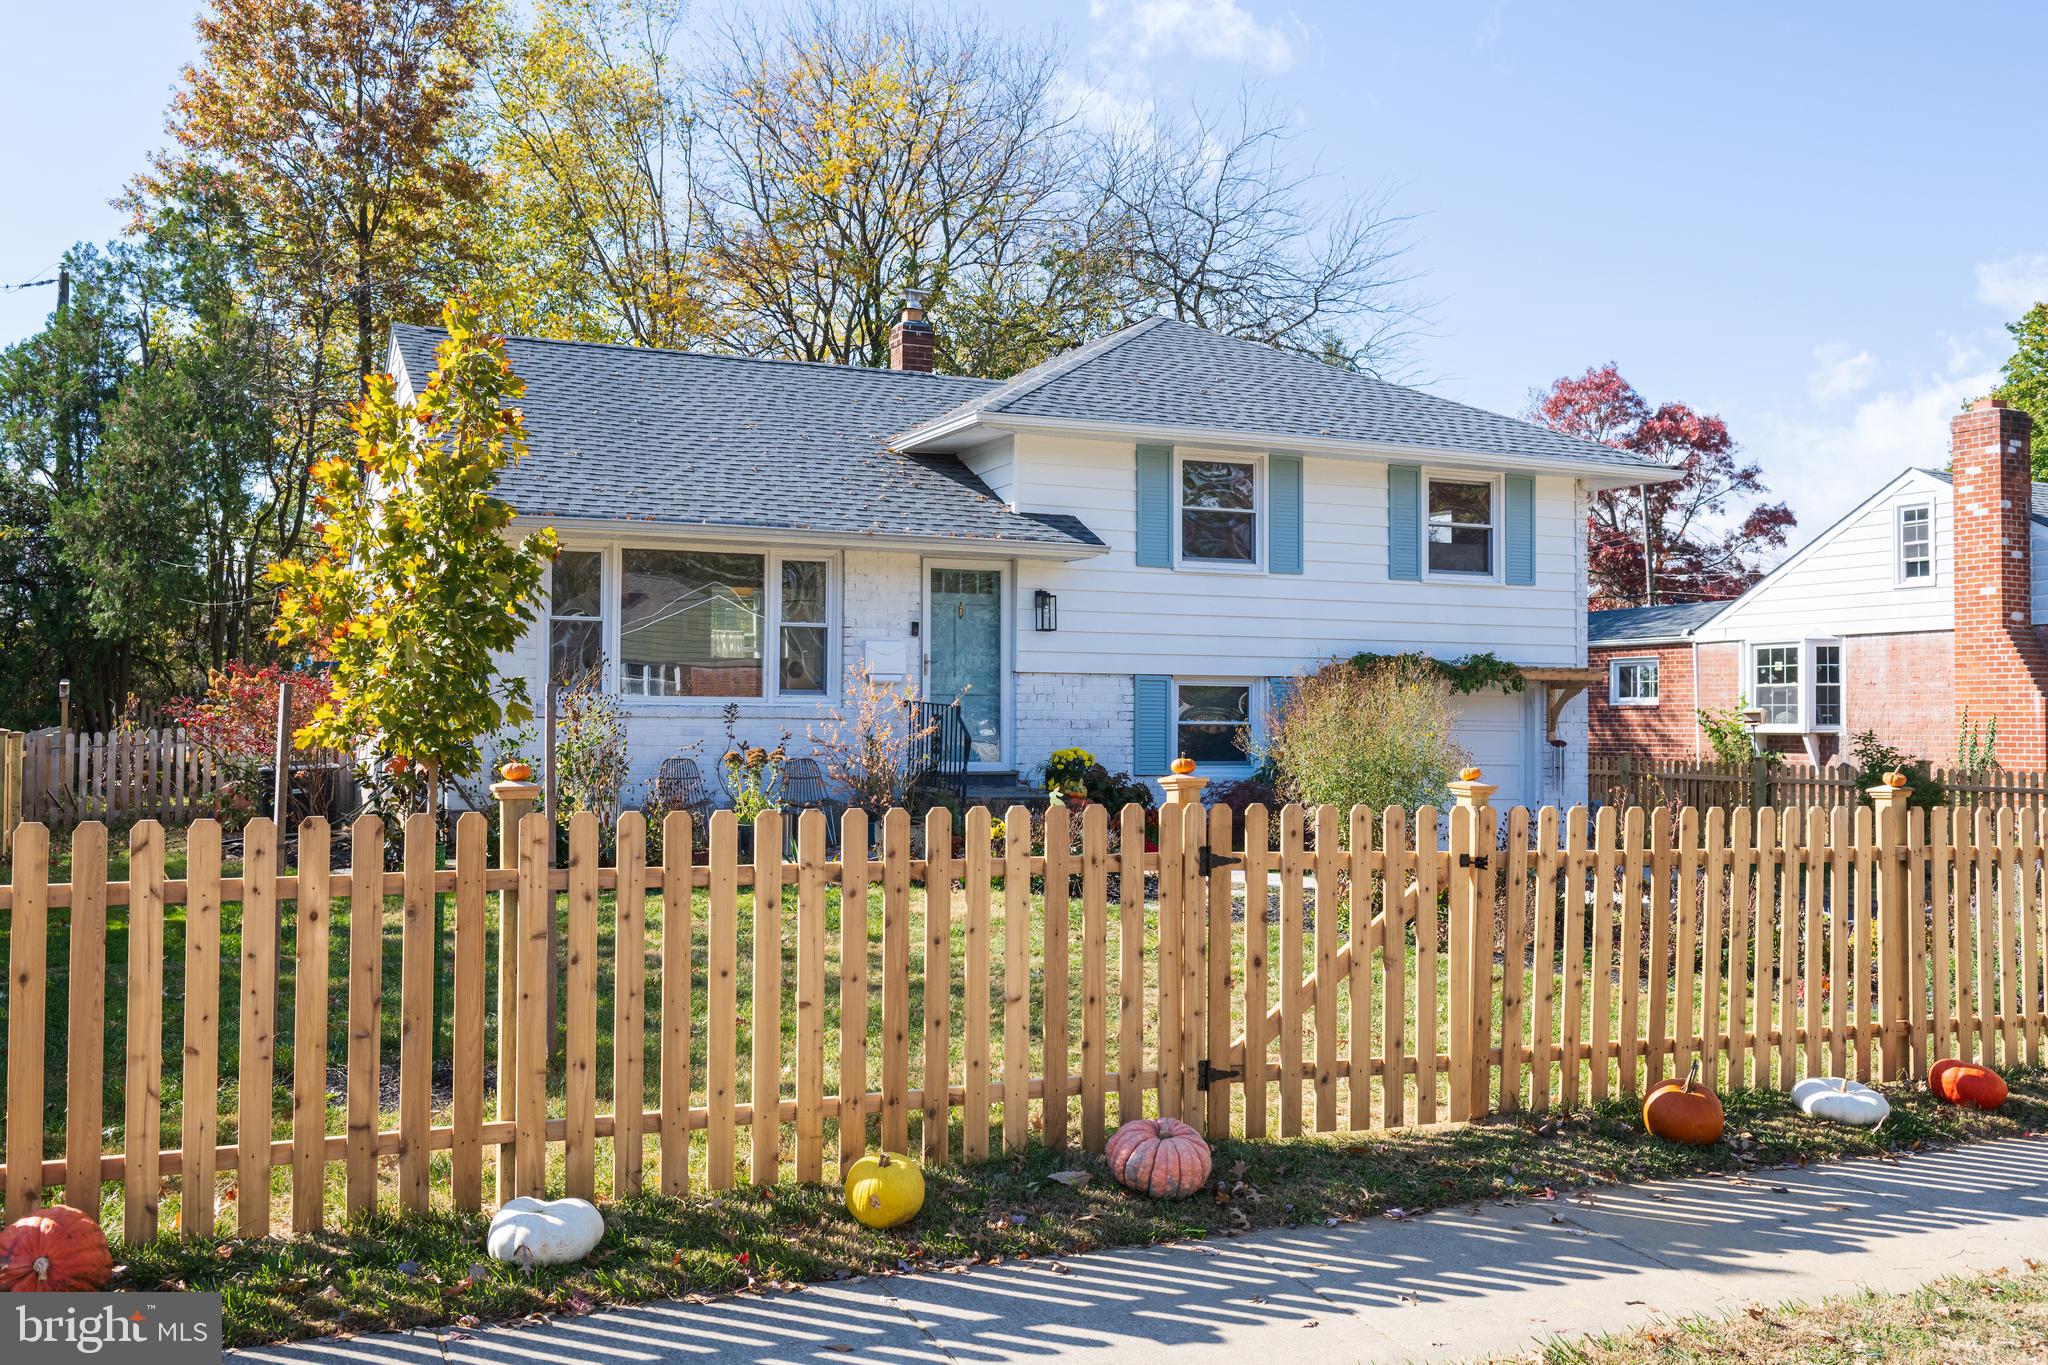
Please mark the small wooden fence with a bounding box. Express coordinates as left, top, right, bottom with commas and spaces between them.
13, 727, 222, 826
0, 730, 23, 850
2, 782, 2044, 1244
1593, 753, 2048, 813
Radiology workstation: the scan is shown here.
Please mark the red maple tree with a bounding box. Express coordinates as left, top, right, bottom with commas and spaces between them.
1528, 364, 1795, 609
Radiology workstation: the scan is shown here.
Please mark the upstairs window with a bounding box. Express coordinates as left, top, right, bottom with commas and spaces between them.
1754, 644, 1800, 725
1180, 457, 1258, 563
1609, 658, 1660, 706
1427, 476, 1495, 575
1898, 503, 1932, 582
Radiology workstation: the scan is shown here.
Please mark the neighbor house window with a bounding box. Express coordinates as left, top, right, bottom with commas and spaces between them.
549, 550, 604, 685
1180, 457, 1258, 563
1814, 643, 1843, 728
1176, 682, 1253, 764
1427, 476, 1495, 575
1610, 658, 1660, 706
620, 549, 766, 697
779, 559, 829, 694
1898, 504, 1931, 582
1754, 644, 1800, 725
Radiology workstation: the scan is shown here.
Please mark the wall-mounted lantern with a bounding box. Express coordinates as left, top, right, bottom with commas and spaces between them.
1034, 590, 1057, 632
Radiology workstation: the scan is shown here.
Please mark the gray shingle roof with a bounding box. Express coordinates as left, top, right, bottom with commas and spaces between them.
897, 317, 1669, 476
388, 325, 1105, 553
1588, 601, 1731, 645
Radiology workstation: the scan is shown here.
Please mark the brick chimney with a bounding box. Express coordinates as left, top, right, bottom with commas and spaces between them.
889, 288, 935, 373
1951, 398, 2048, 765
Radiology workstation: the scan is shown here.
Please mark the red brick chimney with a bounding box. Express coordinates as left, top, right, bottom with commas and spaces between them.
889, 289, 935, 373
1951, 398, 2048, 765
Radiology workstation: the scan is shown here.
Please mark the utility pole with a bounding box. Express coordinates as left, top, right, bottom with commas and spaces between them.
1640, 484, 1656, 606
55, 267, 69, 316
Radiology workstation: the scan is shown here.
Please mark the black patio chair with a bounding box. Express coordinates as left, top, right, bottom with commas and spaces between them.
653, 756, 716, 826
774, 756, 845, 834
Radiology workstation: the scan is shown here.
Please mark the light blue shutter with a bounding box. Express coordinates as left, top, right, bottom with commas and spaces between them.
1134, 675, 1172, 774
1387, 463, 1421, 580
1505, 472, 1535, 585
1269, 453, 1303, 574
1135, 445, 1174, 568
1266, 676, 1298, 730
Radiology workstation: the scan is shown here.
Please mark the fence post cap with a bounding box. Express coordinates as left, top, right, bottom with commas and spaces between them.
1447, 778, 1496, 808
1158, 771, 1209, 807
1865, 783, 1908, 807
491, 779, 541, 803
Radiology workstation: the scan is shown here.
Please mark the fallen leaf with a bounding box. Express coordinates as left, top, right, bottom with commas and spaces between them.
1045, 1170, 1091, 1188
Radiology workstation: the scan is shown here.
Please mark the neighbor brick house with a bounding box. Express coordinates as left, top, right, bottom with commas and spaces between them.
1588, 400, 2048, 768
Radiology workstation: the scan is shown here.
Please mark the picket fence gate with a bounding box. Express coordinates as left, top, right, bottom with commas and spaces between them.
2, 778, 2045, 1244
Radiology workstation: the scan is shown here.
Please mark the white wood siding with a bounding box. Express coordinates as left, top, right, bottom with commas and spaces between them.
1008, 432, 1586, 675
1698, 471, 1954, 643
957, 435, 1016, 509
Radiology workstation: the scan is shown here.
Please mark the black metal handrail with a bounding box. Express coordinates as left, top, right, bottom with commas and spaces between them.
904, 699, 968, 806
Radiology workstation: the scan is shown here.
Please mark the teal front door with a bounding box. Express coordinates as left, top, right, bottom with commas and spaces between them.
927, 566, 1005, 766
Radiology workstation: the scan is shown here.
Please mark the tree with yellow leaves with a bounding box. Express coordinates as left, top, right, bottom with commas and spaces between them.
269, 297, 557, 812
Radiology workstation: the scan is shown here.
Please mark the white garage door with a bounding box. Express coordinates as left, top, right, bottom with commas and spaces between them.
1451, 690, 1535, 811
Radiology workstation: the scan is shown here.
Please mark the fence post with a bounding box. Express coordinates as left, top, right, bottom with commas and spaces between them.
1751, 757, 1771, 812
1616, 753, 1632, 805
1868, 781, 1911, 1081
493, 776, 539, 1202
1448, 771, 1496, 1121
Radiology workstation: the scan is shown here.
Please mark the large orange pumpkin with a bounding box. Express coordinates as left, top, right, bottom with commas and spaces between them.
1930, 1058, 2008, 1110
0, 1206, 112, 1292
1642, 1060, 1724, 1145
1105, 1117, 1211, 1198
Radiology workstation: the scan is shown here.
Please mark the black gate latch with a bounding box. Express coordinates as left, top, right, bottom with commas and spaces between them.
1458, 852, 1490, 870
1198, 847, 1241, 877
1197, 1059, 1241, 1090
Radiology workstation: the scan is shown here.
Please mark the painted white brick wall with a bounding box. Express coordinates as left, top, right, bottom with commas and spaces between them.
1013, 672, 1134, 782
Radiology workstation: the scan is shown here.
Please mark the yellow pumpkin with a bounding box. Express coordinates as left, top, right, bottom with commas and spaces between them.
1459, 766, 1483, 782
844, 1152, 925, 1230
1170, 756, 1197, 775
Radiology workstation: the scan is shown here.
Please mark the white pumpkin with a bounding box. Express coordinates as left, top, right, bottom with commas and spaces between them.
1791, 1076, 1891, 1128
486, 1196, 605, 1266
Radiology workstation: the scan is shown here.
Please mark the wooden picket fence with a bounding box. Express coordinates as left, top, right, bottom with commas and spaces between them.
14, 727, 222, 826
1593, 752, 2048, 814
0, 730, 22, 853
1, 781, 2044, 1244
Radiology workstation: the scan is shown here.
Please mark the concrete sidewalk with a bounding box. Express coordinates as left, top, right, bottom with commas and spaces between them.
230, 1135, 2048, 1364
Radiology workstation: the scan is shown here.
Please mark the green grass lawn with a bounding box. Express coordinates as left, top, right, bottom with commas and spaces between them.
1520, 1260, 2048, 1363
105, 1072, 2048, 1348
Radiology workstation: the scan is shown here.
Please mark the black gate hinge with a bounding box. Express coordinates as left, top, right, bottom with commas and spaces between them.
1197, 1059, 1241, 1090
1458, 852, 1490, 870
1198, 847, 1242, 876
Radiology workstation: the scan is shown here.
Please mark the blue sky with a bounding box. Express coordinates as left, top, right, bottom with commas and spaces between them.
4, 1, 2045, 547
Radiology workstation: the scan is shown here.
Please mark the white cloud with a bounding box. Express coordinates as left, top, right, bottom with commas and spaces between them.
1751, 339, 1995, 549
1806, 342, 1875, 403
1476, 2, 1507, 48
1975, 253, 2048, 314
1089, 0, 1308, 74
1051, 71, 1156, 139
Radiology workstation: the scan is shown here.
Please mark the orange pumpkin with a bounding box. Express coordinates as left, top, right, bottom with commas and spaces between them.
1105, 1117, 1211, 1198
1642, 1060, 1724, 1145
1930, 1058, 2008, 1110
500, 761, 533, 782
1459, 766, 1482, 781
1882, 770, 1908, 789
0, 1206, 111, 1292
1169, 757, 1197, 776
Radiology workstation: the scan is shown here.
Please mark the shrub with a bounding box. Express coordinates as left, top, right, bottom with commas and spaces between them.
1958, 707, 1999, 774
1042, 746, 1097, 797
1257, 656, 1468, 812
1209, 776, 1280, 839
1846, 730, 1946, 809
808, 662, 929, 814
1696, 698, 1780, 768
718, 702, 789, 825
170, 662, 340, 826
554, 666, 628, 833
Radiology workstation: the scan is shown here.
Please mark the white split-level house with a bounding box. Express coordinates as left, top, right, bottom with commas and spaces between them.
389, 304, 1674, 811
